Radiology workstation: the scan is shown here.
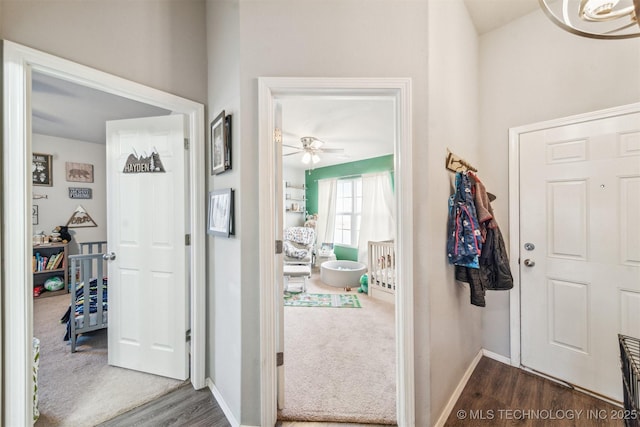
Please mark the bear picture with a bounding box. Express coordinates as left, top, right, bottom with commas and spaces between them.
65, 162, 94, 183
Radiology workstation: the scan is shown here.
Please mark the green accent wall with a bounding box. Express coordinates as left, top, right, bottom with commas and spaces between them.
305, 155, 394, 261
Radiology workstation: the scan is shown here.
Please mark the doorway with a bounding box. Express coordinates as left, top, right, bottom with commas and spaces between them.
258, 77, 415, 426
278, 95, 397, 422
509, 102, 640, 402
2, 41, 206, 426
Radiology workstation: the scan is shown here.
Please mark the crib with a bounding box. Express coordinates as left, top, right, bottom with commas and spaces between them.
368, 240, 396, 303
65, 252, 108, 353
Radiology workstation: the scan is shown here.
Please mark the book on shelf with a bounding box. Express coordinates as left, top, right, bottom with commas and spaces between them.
46, 254, 57, 270
52, 252, 64, 269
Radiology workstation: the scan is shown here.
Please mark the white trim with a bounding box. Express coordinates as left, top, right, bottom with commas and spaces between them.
258, 77, 415, 426
2, 40, 206, 425
206, 378, 240, 427
508, 101, 640, 370
482, 349, 512, 366
433, 349, 484, 427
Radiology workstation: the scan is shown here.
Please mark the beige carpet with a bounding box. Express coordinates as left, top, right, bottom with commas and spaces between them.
33, 293, 183, 427
278, 274, 397, 424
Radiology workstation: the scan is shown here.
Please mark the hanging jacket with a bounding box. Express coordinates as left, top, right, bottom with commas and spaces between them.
447, 172, 482, 269
454, 174, 513, 306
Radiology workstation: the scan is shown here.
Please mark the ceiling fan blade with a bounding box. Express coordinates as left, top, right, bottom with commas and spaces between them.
283, 144, 302, 149
319, 148, 344, 153
283, 151, 302, 157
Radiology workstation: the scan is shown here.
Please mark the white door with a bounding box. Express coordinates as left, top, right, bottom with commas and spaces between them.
520, 111, 640, 400
106, 115, 188, 380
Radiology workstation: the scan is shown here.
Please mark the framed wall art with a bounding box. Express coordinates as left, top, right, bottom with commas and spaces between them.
208, 188, 234, 237
210, 110, 232, 175
32, 153, 53, 186
66, 162, 94, 183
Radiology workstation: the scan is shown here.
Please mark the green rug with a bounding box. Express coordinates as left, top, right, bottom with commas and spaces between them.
284, 292, 362, 308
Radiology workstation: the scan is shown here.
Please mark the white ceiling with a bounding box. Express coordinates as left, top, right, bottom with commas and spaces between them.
31, 1, 541, 159
464, 0, 540, 34
280, 96, 395, 169
32, 71, 170, 144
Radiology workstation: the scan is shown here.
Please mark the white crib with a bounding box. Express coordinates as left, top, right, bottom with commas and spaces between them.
367, 240, 396, 303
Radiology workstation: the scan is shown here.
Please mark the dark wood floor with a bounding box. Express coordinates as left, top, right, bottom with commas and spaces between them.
98, 383, 230, 427
99, 357, 625, 427
445, 357, 623, 426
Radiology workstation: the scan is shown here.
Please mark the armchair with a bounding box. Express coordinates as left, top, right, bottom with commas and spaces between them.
283, 226, 316, 266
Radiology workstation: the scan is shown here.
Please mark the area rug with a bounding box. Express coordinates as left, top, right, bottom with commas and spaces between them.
284, 292, 361, 308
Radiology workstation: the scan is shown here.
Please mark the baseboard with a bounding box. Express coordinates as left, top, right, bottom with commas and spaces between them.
206, 377, 241, 427
482, 348, 512, 366
433, 349, 484, 427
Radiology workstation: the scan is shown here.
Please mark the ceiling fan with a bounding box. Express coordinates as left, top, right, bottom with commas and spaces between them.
283, 136, 344, 165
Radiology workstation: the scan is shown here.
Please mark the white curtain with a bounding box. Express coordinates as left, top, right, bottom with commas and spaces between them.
358, 172, 395, 263
315, 178, 337, 249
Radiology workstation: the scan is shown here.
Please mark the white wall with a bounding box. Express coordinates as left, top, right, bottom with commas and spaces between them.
426, 1, 484, 424
479, 9, 640, 357
205, 0, 242, 423
0, 0, 207, 104
32, 134, 107, 253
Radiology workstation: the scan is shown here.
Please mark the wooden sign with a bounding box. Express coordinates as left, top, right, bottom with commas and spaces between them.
68, 187, 92, 199
66, 205, 98, 228
123, 149, 166, 174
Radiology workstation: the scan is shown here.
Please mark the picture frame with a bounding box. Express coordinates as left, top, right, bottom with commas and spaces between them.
32, 205, 39, 225
208, 188, 234, 237
210, 110, 232, 175
32, 153, 53, 186
65, 161, 94, 183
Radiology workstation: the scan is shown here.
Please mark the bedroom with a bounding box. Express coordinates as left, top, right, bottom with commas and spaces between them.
278, 95, 397, 424
30, 70, 186, 426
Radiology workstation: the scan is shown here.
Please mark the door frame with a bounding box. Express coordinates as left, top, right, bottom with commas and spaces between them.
508, 101, 640, 367
258, 77, 415, 426
2, 40, 206, 426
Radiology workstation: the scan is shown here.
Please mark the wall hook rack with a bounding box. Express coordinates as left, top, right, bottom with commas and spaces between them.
446, 149, 478, 173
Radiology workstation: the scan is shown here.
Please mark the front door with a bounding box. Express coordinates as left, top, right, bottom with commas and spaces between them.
520, 110, 640, 400
106, 115, 188, 380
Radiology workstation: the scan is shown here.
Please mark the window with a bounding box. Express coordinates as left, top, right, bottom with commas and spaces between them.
334, 178, 362, 247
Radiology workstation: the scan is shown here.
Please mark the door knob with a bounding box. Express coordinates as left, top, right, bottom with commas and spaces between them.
103, 252, 116, 261
523, 259, 535, 267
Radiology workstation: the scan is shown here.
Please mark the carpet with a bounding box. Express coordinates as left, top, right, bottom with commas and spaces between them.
33, 294, 183, 427
279, 275, 397, 425
284, 292, 362, 308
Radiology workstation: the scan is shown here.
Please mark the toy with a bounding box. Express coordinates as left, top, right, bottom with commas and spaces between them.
52, 226, 72, 243
44, 276, 64, 292
357, 273, 368, 293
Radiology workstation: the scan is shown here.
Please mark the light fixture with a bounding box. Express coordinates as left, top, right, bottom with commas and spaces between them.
539, 0, 640, 39
311, 154, 321, 164
301, 151, 312, 164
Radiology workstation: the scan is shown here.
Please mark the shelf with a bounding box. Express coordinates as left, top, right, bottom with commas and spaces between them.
285, 182, 305, 190
33, 242, 68, 297
34, 268, 65, 275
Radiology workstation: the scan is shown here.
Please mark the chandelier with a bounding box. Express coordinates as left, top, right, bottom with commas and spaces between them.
539, 0, 640, 39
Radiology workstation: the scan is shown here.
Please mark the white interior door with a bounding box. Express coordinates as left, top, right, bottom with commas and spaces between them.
106, 114, 188, 380
520, 111, 640, 400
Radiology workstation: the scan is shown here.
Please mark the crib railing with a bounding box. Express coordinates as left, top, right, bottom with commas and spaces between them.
69, 253, 108, 353
368, 240, 396, 303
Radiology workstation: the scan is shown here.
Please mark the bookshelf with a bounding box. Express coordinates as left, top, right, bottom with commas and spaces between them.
32, 242, 68, 298
285, 181, 306, 214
